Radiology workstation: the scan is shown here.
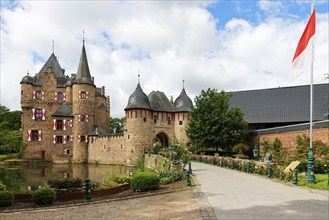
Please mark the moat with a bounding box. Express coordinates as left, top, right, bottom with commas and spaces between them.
0, 163, 134, 192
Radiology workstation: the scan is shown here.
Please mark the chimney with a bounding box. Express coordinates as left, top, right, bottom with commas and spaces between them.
102, 86, 105, 95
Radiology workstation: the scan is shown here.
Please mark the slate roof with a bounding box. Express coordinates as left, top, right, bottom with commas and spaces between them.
37, 53, 65, 79
229, 83, 329, 124
148, 91, 173, 112
125, 83, 151, 110
73, 44, 94, 85
98, 103, 107, 109
174, 88, 193, 112
88, 124, 109, 136
20, 75, 33, 84
52, 102, 73, 117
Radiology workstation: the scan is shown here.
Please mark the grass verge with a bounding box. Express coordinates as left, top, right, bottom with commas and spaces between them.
298, 173, 329, 190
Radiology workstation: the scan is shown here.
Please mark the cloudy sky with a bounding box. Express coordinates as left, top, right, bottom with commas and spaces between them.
1, 0, 328, 117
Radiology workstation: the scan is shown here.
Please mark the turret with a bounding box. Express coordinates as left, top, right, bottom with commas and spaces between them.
173, 85, 193, 144
20, 72, 34, 108
124, 80, 153, 165
72, 42, 96, 163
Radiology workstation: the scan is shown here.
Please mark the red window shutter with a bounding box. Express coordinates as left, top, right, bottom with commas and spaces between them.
32, 91, 36, 99
93, 137, 97, 143
63, 93, 66, 101
78, 135, 81, 143
85, 136, 88, 143
53, 135, 56, 144
38, 130, 42, 141
70, 120, 73, 127
42, 109, 46, 120
70, 135, 73, 141
41, 91, 45, 99
86, 91, 89, 99
52, 119, 56, 130
85, 115, 89, 122
78, 115, 81, 122
54, 92, 57, 100
63, 135, 66, 144
32, 109, 35, 120
28, 130, 32, 141
63, 119, 67, 130
78, 91, 81, 99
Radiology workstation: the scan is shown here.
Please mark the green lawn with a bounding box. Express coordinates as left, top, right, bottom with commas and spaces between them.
298, 174, 329, 190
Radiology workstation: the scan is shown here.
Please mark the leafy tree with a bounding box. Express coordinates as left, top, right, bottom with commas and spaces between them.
109, 117, 125, 134
186, 88, 249, 152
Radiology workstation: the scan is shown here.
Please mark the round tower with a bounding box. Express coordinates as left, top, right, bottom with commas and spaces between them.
173, 85, 193, 145
124, 81, 153, 166
72, 43, 96, 163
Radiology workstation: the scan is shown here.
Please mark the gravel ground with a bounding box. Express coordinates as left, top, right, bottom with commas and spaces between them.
0, 189, 202, 220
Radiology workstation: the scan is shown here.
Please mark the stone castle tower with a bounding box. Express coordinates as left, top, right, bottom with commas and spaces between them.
20, 42, 110, 162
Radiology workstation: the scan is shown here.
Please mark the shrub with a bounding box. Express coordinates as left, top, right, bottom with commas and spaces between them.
0, 191, 14, 207
105, 174, 131, 185
150, 142, 161, 154
135, 154, 145, 172
32, 188, 56, 205
158, 170, 185, 183
232, 143, 250, 154
160, 177, 171, 185
0, 181, 6, 191
131, 171, 160, 192
47, 178, 83, 189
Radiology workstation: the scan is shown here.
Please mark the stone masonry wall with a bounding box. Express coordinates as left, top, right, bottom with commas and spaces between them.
173, 112, 191, 145
21, 69, 73, 161
88, 135, 126, 165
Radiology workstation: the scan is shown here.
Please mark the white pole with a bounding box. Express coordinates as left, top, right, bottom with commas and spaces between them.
310, 4, 315, 151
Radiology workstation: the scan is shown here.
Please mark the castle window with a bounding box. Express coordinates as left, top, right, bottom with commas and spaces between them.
36, 91, 42, 100
80, 91, 87, 99
64, 149, 70, 155
57, 92, 63, 100
154, 119, 157, 123
143, 117, 147, 122
35, 109, 43, 120
56, 136, 63, 144
168, 120, 171, 125
79, 115, 88, 122
56, 120, 63, 130
31, 130, 39, 141
66, 136, 70, 142
80, 135, 86, 142
179, 121, 183, 125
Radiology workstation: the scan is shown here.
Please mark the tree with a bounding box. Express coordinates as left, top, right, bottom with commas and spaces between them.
109, 117, 125, 134
186, 88, 249, 152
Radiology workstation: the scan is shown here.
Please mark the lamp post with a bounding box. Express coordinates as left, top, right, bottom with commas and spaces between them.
253, 146, 259, 160
307, 148, 315, 183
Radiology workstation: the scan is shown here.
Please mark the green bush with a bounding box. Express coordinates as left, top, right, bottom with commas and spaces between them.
0, 191, 14, 207
160, 177, 171, 185
105, 174, 131, 185
47, 178, 83, 189
158, 170, 185, 183
131, 171, 160, 192
32, 188, 56, 205
0, 181, 6, 191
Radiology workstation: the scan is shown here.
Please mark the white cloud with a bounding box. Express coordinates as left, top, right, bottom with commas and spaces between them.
1, 1, 328, 118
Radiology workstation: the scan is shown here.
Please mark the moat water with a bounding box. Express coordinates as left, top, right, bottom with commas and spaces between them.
0, 163, 134, 192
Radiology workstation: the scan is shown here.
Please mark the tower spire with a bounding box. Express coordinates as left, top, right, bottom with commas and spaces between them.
83, 30, 85, 45
183, 77, 185, 89
52, 40, 55, 54
138, 69, 140, 84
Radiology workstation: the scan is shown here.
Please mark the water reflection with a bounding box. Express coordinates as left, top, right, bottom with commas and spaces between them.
0, 164, 134, 192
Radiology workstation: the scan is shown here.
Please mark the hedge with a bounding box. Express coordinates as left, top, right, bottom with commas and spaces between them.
131, 171, 160, 192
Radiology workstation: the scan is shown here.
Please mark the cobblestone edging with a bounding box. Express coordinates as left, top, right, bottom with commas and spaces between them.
193, 178, 217, 220
1, 187, 193, 214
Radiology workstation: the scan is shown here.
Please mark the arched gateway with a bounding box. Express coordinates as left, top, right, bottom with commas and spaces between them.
156, 132, 169, 147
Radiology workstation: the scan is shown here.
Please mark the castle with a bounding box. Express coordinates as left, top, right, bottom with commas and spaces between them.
20, 42, 193, 165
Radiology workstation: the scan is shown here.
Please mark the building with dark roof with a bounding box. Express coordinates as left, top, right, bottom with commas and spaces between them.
230, 83, 329, 129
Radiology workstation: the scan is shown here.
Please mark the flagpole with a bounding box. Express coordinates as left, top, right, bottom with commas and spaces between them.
307, 4, 315, 183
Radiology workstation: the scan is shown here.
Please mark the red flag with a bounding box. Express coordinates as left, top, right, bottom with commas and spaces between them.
292, 10, 316, 63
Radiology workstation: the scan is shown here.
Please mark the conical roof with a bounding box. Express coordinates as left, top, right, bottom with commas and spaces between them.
125, 83, 151, 110
148, 91, 173, 112
20, 75, 33, 84
174, 88, 193, 112
74, 44, 94, 85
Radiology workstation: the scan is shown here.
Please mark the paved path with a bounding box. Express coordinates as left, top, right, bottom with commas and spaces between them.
0, 190, 201, 219
192, 162, 329, 220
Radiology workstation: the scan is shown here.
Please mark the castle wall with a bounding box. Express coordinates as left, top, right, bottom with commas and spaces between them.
95, 95, 110, 131
88, 135, 126, 165
153, 111, 174, 145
